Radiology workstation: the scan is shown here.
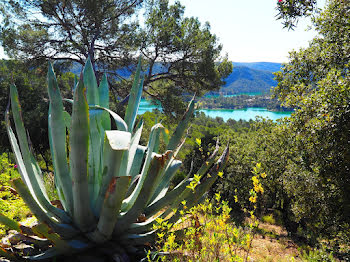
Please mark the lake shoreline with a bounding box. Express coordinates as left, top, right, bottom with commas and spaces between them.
139, 98, 293, 121
198, 106, 293, 113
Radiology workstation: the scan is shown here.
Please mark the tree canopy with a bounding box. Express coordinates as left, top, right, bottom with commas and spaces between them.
0, 0, 142, 68
273, 0, 350, 238
276, 0, 319, 29
0, 0, 232, 116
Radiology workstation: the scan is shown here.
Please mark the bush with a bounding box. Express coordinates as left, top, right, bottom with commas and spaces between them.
150, 191, 263, 262
261, 214, 276, 225
301, 246, 336, 262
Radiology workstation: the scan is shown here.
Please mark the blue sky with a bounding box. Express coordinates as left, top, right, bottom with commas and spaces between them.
0, 0, 326, 62
177, 0, 326, 63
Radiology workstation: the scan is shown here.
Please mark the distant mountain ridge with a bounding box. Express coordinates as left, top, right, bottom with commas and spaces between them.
232, 62, 282, 73
69, 61, 282, 95
218, 62, 282, 95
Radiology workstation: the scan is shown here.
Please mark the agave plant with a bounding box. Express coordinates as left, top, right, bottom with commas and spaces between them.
1, 58, 229, 261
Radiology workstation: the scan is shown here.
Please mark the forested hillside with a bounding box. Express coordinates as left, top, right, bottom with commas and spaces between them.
220, 66, 278, 94
70, 61, 282, 96
233, 62, 282, 72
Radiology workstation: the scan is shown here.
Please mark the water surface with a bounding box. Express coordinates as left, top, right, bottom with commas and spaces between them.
138, 99, 292, 121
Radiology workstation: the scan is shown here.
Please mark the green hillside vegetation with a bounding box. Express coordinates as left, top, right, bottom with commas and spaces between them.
198, 94, 293, 111
233, 62, 282, 72
221, 66, 278, 94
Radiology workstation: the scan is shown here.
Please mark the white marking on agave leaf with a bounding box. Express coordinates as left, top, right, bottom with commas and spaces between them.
105, 130, 131, 151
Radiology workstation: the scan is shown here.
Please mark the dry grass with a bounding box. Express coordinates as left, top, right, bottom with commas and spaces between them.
248, 222, 302, 261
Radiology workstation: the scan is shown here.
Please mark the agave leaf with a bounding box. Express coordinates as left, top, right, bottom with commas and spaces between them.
166, 96, 195, 151
125, 175, 139, 199
6, 111, 41, 200
65, 99, 127, 131
98, 73, 111, 131
88, 109, 104, 205
126, 119, 143, 176
47, 63, 74, 215
126, 214, 160, 234
26, 247, 61, 261
146, 134, 188, 206
70, 79, 95, 232
82, 60, 106, 205
68, 239, 92, 251
161, 143, 227, 224
144, 178, 192, 218
124, 57, 143, 132
6, 95, 70, 223
121, 123, 164, 212
27, 238, 91, 260
90, 105, 127, 131
48, 105, 68, 212
11, 178, 78, 239
0, 213, 21, 232
105, 130, 131, 150
120, 231, 156, 246
128, 145, 147, 180
92, 176, 131, 243
83, 57, 99, 105
196, 138, 220, 176
9, 85, 48, 198
94, 130, 131, 215
157, 139, 219, 216
114, 151, 171, 234
169, 144, 229, 225
32, 224, 71, 252
110, 120, 143, 198
147, 159, 182, 205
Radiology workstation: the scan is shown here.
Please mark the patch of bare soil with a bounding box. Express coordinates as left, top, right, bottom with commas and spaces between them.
248, 222, 302, 262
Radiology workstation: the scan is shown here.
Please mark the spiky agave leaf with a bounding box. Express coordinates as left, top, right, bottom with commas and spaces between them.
70, 77, 95, 232
47, 63, 73, 216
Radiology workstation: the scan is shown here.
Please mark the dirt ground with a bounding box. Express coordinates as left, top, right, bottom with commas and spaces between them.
247, 223, 303, 262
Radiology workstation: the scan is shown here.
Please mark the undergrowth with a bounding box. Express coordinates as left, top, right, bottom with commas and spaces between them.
0, 153, 30, 237
148, 163, 266, 261
150, 196, 256, 261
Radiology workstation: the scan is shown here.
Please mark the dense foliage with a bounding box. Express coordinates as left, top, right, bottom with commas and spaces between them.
274, 0, 350, 243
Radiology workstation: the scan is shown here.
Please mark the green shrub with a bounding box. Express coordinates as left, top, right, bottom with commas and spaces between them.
151, 195, 255, 262
301, 246, 336, 262
261, 214, 276, 225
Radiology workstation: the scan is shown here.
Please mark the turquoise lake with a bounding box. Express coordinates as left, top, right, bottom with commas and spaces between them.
138, 99, 292, 121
